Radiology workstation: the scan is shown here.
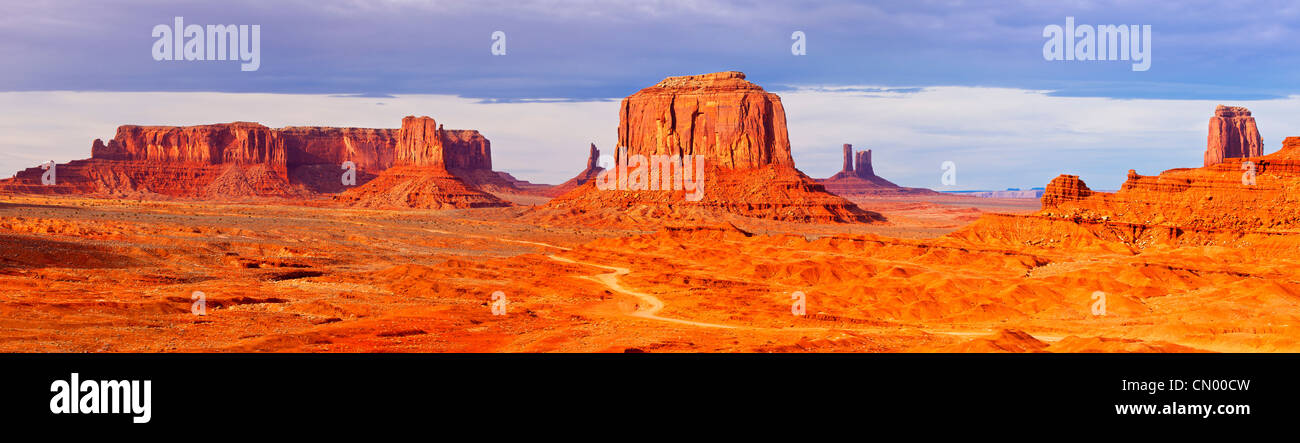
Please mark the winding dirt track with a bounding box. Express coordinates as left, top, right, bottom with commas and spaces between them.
548, 255, 737, 329
545, 253, 1065, 342
420, 223, 1064, 342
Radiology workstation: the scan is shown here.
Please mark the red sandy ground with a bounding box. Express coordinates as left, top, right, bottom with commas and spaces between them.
0, 193, 1292, 352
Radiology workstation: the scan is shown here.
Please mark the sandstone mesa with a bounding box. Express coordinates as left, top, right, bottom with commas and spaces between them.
540, 71, 880, 224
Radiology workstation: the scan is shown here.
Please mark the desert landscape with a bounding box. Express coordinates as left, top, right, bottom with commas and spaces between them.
2, 72, 1296, 353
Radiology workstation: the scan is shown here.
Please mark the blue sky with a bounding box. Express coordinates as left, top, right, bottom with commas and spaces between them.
6, 0, 1299, 99
4, 0, 1300, 190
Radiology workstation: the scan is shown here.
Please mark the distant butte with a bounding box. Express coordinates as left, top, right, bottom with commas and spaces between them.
1205, 105, 1263, 167
817, 143, 939, 197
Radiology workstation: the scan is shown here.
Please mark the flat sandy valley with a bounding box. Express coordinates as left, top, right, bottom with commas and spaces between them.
5, 193, 1293, 353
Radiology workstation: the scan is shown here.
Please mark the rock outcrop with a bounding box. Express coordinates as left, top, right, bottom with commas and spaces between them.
332, 166, 508, 209
94, 122, 287, 171
1205, 105, 1264, 167
1, 116, 515, 207
334, 116, 508, 209
391, 116, 492, 170
854, 149, 872, 178
538, 72, 879, 224
957, 107, 1300, 250
548, 143, 604, 196
1040, 174, 1093, 208
817, 144, 937, 197
840, 144, 854, 174
615, 71, 794, 170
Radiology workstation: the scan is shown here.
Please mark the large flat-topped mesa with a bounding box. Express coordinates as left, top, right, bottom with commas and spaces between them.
94, 122, 286, 169
617, 71, 794, 170
0, 116, 515, 203
539, 71, 879, 224
1205, 105, 1264, 167
278, 126, 398, 172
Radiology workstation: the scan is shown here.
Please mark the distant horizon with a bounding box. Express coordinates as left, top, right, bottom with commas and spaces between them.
4, 86, 1298, 191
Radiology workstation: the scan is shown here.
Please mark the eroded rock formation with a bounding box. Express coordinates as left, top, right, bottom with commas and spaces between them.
1040, 174, 1093, 208
818, 144, 936, 197
957, 108, 1300, 250
548, 143, 604, 196
1205, 105, 1263, 167
854, 150, 873, 178
335, 115, 508, 208
1, 116, 515, 206
615, 71, 794, 170
539, 72, 878, 224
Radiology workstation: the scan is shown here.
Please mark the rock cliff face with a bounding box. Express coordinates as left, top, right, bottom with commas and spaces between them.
1040, 174, 1093, 208
840, 144, 854, 174
1, 116, 513, 205
539, 72, 878, 224
94, 122, 287, 172
441, 129, 492, 171
1205, 105, 1264, 167
615, 71, 793, 170
279, 126, 397, 172
854, 150, 874, 179
391, 116, 493, 170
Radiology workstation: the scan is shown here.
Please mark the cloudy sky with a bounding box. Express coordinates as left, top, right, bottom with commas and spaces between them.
4, 0, 1300, 189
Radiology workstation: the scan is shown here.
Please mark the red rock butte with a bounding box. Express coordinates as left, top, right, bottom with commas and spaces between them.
818, 144, 938, 197
335, 115, 508, 209
1205, 105, 1263, 167
540, 71, 879, 224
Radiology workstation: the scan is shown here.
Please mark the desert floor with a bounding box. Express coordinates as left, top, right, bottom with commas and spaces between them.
2, 194, 1296, 352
